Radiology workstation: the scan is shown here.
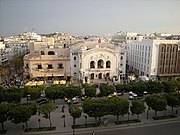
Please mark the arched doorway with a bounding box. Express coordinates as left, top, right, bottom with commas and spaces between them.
90, 61, 95, 68
98, 59, 104, 68
99, 73, 102, 79
106, 61, 111, 68
91, 73, 94, 79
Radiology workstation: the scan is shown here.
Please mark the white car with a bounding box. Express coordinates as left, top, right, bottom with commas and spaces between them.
129, 95, 134, 100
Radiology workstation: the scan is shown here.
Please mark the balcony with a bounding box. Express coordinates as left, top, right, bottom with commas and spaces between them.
89, 68, 110, 72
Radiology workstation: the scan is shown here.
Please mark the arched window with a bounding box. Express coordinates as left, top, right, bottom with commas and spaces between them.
98, 59, 104, 68
91, 73, 94, 79
99, 73, 102, 79
106, 61, 111, 68
48, 51, 55, 55
90, 61, 95, 68
41, 51, 45, 55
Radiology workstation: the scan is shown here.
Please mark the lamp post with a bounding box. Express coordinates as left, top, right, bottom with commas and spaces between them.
61, 114, 66, 127
38, 119, 41, 128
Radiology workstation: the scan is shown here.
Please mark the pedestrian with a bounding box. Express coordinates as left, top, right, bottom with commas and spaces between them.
62, 105, 65, 112
92, 131, 95, 135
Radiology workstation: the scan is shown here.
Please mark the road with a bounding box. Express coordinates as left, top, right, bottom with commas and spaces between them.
60, 121, 180, 135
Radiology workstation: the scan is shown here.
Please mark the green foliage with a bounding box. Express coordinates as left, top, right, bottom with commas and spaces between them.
146, 81, 164, 94
10, 56, 24, 73
83, 99, 110, 123
164, 93, 179, 114
8, 103, 36, 128
38, 103, 56, 128
64, 85, 81, 99
109, 98, 129, 121
130, 100, 145, 119
0, 104, 9, 130
25, 86, 44, 100
69, 105, 82, 125
82, 84, 96, 98
131, 82, 147, 96
115, 83, 133, 93
45, 85, 66, 102
0, 86, 24, 103
145, 94, 167, 117
99, 83, 115, 96
162, 81, 176, 93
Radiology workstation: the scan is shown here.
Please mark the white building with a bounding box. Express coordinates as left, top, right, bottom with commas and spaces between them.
70, 39, 126, 83
127, 38, 180, 80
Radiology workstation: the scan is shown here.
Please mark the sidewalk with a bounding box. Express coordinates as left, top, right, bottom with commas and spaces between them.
4, 104, 180, 135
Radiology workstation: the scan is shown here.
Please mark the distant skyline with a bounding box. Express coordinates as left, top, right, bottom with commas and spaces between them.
0, 0, 180, 37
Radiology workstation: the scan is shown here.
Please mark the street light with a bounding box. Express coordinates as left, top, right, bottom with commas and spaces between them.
38, 119, 41, 128
61, 114, 66, 127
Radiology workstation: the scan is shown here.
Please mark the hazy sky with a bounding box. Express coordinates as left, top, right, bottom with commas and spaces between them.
0, 0, 180, 37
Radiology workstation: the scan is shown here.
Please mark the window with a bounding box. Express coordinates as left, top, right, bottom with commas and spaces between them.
90, 61, 95, 68
98, 59, 104, 68
41, 51, 45, 55
106, 61, 111, 68
91, 73, 94, 79
48, 51, 55, 55
121, 56, 123, 60
37, 65, 42, 69
48, 64, 53, 69
74, 65, 76, 67
74, 57, 76, 60
58, 64, 63, 69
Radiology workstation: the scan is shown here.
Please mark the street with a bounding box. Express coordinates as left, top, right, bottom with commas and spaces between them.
60, 121, 180, 135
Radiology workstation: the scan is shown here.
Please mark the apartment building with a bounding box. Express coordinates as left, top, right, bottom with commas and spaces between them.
127, 39, 180, 80
24, 41, 70, 79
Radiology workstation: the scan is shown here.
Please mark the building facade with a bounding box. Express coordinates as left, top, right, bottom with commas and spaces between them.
70, 39, 126, 83
127, 39, 180, 80
24, 38, 127, 84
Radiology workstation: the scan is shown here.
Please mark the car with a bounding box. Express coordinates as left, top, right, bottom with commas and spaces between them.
36, 98, 49, 105
64, 97, 70, 102
143, 91, 148, 95
116, 92, 124, 96
72, 97, 79, 104
81, 95, 90, 100
107, 92, 118, 99
129, 95, 134, 100
129, 91, 133, 95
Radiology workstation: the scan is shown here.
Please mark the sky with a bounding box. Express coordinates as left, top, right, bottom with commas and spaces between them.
0, 0, 180, 37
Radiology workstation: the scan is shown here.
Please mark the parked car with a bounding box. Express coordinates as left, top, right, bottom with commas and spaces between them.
36, 98, 49, 105
129, 95, 134, 100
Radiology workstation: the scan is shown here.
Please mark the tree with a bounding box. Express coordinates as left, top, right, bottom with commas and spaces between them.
0, 104, 9, 130
69, 105, 82, 126
131, 82, 147, 96
99, 83, 115, 96
8, 103, 35, 129
130, 100, 145, 119
83, 84, 96, 98
10, 56, 23, 74
82, 99, 109, 124
64, 85, 81, 99
164, 93, 178, 114
0, 66, 10, 82
45, 85, 66, 102
115, 83, 132, 93
109, 98, 129, 121
38, 103, 56, 128
145, 94, 167, 117
146, 81, 164, 94
162, 81, 176, 93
